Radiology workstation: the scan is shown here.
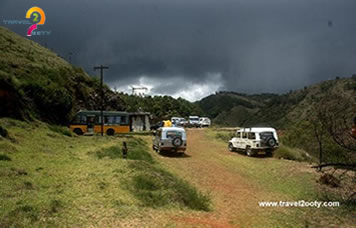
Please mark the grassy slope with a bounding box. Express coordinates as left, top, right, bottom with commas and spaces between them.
0, 26, 125, 124
0, 118, 209, 227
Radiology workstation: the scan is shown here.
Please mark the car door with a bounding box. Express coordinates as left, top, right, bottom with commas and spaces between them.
232, 132, 241, 148
241, 132, 248, 149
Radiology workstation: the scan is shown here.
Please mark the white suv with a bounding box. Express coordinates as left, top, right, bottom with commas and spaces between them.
188, 116, 200, 127
199, 117, 211, 127
228, 127, 279, 156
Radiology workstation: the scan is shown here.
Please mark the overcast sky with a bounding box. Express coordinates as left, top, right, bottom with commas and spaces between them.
1, 0, 356, 101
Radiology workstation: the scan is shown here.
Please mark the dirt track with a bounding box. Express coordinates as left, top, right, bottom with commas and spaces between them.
153, 129, 281, 227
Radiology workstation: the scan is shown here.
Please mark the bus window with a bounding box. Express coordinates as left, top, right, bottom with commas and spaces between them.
106, 116, 115, 124
80, 115, 87, 124
115, 116, 121, 124
72, 115, 81, 124
121, 116, 127, 124
95, 116, 101, 124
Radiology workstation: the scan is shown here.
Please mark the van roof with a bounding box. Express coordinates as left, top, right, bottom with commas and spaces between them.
237, 127, 276, 133
159, 127, 186, 132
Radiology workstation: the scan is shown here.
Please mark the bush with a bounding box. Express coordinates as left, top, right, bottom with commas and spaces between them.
0, 126, 9, 138
281, 121, 352, 164
215, 131, 234, 142
0, 154, 11, 161
274, 145, 312, 162
48, 125, 72, 137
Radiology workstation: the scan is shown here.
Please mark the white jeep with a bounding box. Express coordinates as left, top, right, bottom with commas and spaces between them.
228, 127, 279, 156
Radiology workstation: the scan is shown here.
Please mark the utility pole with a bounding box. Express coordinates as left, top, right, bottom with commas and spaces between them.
94, 65, 109, 136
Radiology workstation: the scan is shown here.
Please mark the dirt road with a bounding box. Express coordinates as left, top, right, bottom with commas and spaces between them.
152, 129, 290, 227
148, 129, 356, 228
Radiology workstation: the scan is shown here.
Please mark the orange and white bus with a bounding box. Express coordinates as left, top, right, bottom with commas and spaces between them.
69, 110, 130, 135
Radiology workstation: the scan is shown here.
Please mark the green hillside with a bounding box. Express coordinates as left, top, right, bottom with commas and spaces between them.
197, 77, 356, 128
0, 26, 125, 124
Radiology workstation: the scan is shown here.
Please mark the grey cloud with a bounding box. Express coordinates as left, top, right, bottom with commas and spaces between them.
1, 0, 356, 99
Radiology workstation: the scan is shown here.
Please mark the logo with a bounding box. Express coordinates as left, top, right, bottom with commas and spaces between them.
2, 6, 51, 36
26, 7, 47, 36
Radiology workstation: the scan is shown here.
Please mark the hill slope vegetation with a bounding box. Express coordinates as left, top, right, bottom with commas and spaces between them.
197, 77, 356, 128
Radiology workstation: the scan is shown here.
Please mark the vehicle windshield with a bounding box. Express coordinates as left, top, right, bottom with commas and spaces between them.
190, 118, 199, 121
166, 131, 183, 138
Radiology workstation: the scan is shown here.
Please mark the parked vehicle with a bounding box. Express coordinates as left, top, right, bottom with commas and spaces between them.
178, 118, 188, 127
199, 117, 211, 127
188, 116, 200, 127
228, 127, 279, 156
152, 127, 187, 154
171, 117, 185, 127
70, 110, 129, 135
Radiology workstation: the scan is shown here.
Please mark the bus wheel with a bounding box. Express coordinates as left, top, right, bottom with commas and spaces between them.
106, 129, 115, 136
73, 128, 83, 135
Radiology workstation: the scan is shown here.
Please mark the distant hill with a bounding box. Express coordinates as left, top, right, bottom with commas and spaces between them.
197, 77, 356, 128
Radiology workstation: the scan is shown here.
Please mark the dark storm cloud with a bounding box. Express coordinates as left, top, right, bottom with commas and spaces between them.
1, 0, 356, 99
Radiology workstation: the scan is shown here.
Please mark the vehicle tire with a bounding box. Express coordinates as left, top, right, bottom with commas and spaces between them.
266, 137, 277, 147
228, 143, 235, 152
172, 137, 183, 147
246, 146, 254, 157
266, 150, 273, 157
73, 128, 83, 135
106, 128, 115, 136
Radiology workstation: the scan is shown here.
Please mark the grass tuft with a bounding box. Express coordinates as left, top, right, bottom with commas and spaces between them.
126, 161, 211, 211
215, 131, 234, 142
49, 199, 63, 213
94, 138, 154, 163
8, 205, 39, 223
48, 125, 72, 137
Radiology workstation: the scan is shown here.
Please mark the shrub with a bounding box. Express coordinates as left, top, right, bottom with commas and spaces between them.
0, 154, 11, 161
273, 145, 312, 162
0, 126, 9, 138
215, 131, 234, 142
48, 125, 72, 137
